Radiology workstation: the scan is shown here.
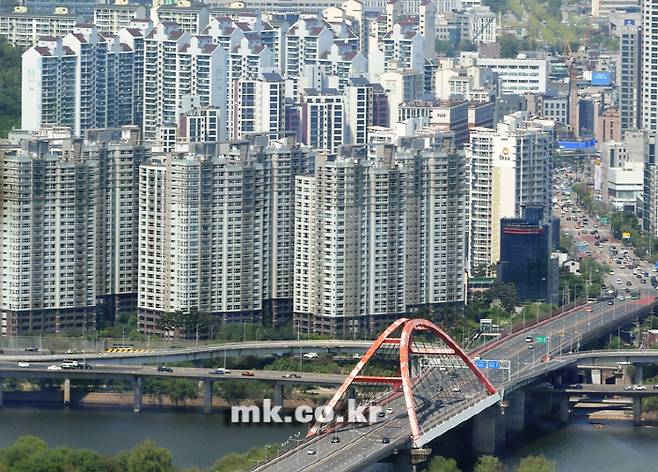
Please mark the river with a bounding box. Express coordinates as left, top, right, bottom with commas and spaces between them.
502, 419, 658, 472
0, 406, 303, 469
2, 407, 658, 470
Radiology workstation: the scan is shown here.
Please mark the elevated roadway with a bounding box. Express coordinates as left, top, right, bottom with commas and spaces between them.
0, 340, 370, 365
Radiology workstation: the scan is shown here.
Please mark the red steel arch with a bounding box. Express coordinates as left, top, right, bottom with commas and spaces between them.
307, 318, 497, 441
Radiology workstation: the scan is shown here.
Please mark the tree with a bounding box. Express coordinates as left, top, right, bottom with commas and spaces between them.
0, 36, 21, 138
122, 440, 174, 472
0, 436, 48, 468
515, 455, 556, 472
475, 455, 505, 472
499, 35, 520, 58
426, 456, 461, 472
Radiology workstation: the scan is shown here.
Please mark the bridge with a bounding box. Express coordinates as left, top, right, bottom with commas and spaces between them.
0, 363, 345, 413
0, 340, 371, 365
251, 295, 658, 472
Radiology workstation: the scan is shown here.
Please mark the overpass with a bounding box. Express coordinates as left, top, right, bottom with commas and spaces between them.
0, 340, 371, 365
251, 295, 658, 472
0, 364, 344, 413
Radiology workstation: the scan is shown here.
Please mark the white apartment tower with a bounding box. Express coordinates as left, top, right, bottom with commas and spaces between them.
138, 138, 311, 333
396, 138, 467, 307
233, 72, 286, 140
143, 23, 228, 142
22, 26, 142, 136
344, 78, 374, 144
468, 112, 554, 272
643, 0, 658, 131
302, 89, 345, 153
294, 148, 406, 335
21, 38, 77, 132
0, 137, 97, 334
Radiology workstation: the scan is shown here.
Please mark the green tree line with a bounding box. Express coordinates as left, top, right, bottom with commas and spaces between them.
426, 454, 556, 472
0, 36, 20, 138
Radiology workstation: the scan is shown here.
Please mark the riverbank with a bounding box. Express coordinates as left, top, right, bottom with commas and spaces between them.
1, 390, 314, 411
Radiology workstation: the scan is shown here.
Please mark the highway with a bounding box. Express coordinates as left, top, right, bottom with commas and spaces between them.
0, 339, 371, 364
0, 363, 345, 386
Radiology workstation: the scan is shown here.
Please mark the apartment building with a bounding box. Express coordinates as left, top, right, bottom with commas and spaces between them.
22, 25, 142, 136
93, 2, 148, 34
138, 137, 311, 333
0, 125, 147, 334
142, 23, 228, 142
0, 5, 77, 49
294, 147, 406, 335
301, 89, 345, 153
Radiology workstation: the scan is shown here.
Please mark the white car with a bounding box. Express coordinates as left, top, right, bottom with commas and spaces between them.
616, 278, 622, 284
17, 362, 29, 368
633, 385, 647, 391
47, 365, 62, 371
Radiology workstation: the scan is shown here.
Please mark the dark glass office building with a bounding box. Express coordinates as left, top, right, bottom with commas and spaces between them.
498, 206, 559, 302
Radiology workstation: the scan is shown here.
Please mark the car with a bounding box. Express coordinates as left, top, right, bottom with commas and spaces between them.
618, 295, 625, 301
451, 386, 461, 393
61, 360, 79, 369
291, 373, 301, 378
378, 410, 386, 418
381, 437, 390, 444
281, 373, 293, 378
625, 385, 634, 391
47, 364, 62, 371
241, 371, 255, 377
306, 449, 316, 455
525, 336, 533, 343
634, 385, 647, 391
653, 385, 658, 390
528, 344, 534, 350
386, 407, 394, 414
570, 384, 583, 390
641, 279, 647, 284
157, 365, 173, 373
77, 362, 92, 370
617, 278, 622, 284
17, 362, 29, 368
24, 346, 38, 352
608, 299, 614, 305
211, 368, 229, 375
625, 287, 631, 293
586, 307, 593, 312
331, 436, 340, 443
303, 352, 318, 359
626, 281, 633, 286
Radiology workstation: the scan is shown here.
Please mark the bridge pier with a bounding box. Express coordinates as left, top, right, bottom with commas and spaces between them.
633, 397, 642, 426
559, 396, 570, 424
591, 368, 602, 385
472, 406, 497, 455
133, 376, 142, 413
495, 408, 506, 448
63, 378, 71, 405
273, 382, 284, 408
203, 380, 213, 414
635, 365, 644, 385
393, 448, 431, 472
505, 391, 525, 433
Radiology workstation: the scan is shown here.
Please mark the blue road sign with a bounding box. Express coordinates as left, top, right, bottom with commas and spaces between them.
487, 360, 500, 369
474, 360, 487, 369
